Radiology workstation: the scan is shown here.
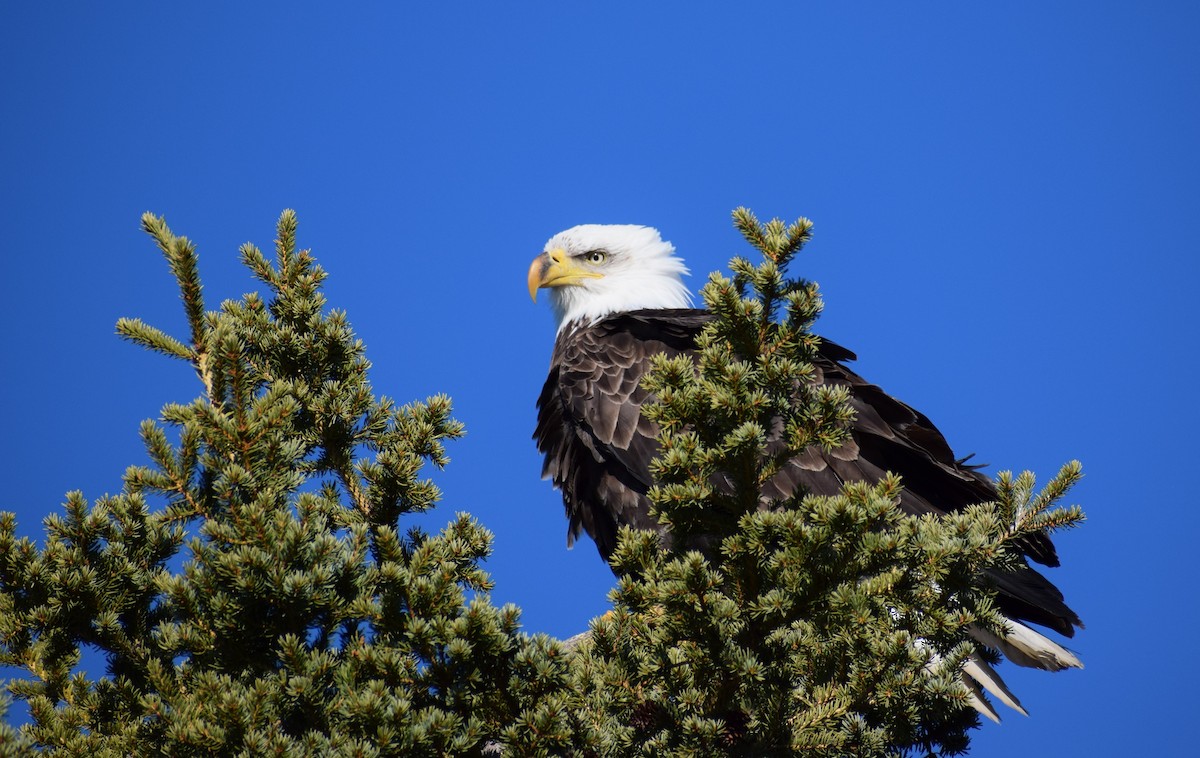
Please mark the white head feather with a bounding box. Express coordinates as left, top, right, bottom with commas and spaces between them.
541, 224, 692, 332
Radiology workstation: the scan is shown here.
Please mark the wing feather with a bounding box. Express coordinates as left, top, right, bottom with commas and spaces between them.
533, 308, 1080, 638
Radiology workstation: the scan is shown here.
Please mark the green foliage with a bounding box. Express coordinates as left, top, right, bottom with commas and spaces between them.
0, 212, 576, 756
1, 208, 1083, 757
564, 208, 1084, 756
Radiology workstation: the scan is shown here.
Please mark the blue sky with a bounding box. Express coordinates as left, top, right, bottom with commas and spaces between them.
2, 3, 1197, 754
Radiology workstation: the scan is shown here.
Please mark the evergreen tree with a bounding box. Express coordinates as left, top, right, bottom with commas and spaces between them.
565, 209, 1083, 756
0, 212, 577, 756
1, 208, 1083, 756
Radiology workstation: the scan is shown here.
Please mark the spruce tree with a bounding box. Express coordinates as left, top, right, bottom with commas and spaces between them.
0, 212, 578, 756
1, 208, 1083, 756
565, 209, 1083, 756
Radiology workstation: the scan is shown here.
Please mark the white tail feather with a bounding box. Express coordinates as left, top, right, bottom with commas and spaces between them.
971, 621, 1083, 672
917, 613, 1083, 722
960, 671, 1002, 723
963, 654, 1028, 717
922, 640, 1009, 723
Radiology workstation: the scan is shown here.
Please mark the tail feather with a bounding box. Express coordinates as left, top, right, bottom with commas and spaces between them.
971, 621, 1083, 672
960, 670, 1002, 723
963, 654, 1028, 718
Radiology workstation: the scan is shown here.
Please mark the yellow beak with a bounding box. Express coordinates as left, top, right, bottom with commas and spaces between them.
527, 248, 603, 302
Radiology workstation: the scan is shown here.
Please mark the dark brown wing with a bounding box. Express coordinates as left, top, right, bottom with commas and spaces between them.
784, 341, 1063, 566
777, 340, 1081, 637
533, 308, 1080, 636
534, 309, 710, 558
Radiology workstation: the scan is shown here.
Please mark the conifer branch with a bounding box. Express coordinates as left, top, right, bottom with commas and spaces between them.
995, 461, 1086, 546
340, 464, 373, 517
732, 207, 769, 257
275, 209, 298, 274
138, 212, 215, 401
239, 242, 276, 287
139, 213, 206, 351
115, 317, 194, 361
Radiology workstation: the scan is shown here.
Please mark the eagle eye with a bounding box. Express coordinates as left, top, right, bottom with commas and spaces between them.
582, 250, 607, 265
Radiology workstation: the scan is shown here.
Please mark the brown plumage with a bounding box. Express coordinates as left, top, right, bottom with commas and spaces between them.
528, 223, 1082, 719
533, 308, 1080, 639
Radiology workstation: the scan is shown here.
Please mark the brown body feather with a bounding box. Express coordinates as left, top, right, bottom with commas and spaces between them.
533, 308, 1081, 639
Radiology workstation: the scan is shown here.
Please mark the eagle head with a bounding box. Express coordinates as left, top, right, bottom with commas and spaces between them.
528, 224, 692, 332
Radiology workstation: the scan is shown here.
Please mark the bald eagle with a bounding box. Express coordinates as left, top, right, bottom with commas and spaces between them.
528, 224, 1082, 721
